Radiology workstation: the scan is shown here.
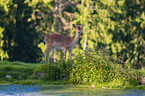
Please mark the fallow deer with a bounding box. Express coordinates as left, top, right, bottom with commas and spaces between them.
44, 24, 84, 62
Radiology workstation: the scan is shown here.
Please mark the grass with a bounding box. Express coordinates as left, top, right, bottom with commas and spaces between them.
0, 61, 41, 85
0, 61, 145, 91
0, 61, 70, 85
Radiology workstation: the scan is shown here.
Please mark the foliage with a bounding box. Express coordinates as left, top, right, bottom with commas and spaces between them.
73, 0, 145, 68
0, 59, 144, 89
40, 60, 72, 81
0, 61, 40, 82
0, 27, 8, 61
0, 0, 145, 67
38, 47, 143, 88
69, 48, 141, 87
0, 4, 9, 61
0, 0, 42, 62
0, 0, 145, 89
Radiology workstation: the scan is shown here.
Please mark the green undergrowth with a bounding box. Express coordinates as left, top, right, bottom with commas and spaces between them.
0, 48, 145, 90
0, 61, 40, 84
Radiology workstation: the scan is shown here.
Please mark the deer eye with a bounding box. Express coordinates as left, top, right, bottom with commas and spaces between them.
78, 27, 81, 30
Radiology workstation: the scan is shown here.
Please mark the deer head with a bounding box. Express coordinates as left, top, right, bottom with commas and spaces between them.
72, 24, 84, 33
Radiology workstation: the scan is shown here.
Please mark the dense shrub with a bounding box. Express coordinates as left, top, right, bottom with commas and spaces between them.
40, 60, 72, 81
40, 48, 142, 87
69, 48, 117, 84
0, 59, 142, 87
69, 48, 141, 86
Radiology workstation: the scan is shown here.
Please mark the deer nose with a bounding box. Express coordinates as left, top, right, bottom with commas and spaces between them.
78, 31, 81, 33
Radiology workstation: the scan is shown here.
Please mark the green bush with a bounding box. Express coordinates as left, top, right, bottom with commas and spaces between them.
40, 60, 72, 81
40, 48, 142, 87
122, 69, 141, 86
0, 57, 142, 88
69, 48, 141, 87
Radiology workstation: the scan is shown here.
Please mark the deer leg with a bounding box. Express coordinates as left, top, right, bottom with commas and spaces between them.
63, 48, 66, 60
44, 45, 49, 60
54, 48, 56, 62
69, 50, 72, 60
47, 48, 53, 62
45, 45, 53, 62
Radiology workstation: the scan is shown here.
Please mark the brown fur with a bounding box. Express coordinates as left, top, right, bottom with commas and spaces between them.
44, 33, 74, 49
44, 24, 84, 62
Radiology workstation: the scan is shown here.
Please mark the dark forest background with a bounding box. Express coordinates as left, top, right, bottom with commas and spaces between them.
0, 0, 145, 68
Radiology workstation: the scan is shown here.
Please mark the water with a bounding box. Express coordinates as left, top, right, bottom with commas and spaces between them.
0, 84, 41, 96
0, 84, 145, 96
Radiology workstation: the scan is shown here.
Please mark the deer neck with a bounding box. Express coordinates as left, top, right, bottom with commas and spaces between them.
72, 32, 79, 45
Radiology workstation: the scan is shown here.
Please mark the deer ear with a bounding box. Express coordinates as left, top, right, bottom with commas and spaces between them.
72, 24, 76, 28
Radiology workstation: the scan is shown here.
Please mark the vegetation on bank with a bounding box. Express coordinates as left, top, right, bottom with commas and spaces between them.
0, 0, 145, 68
0, 49, 145, 90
